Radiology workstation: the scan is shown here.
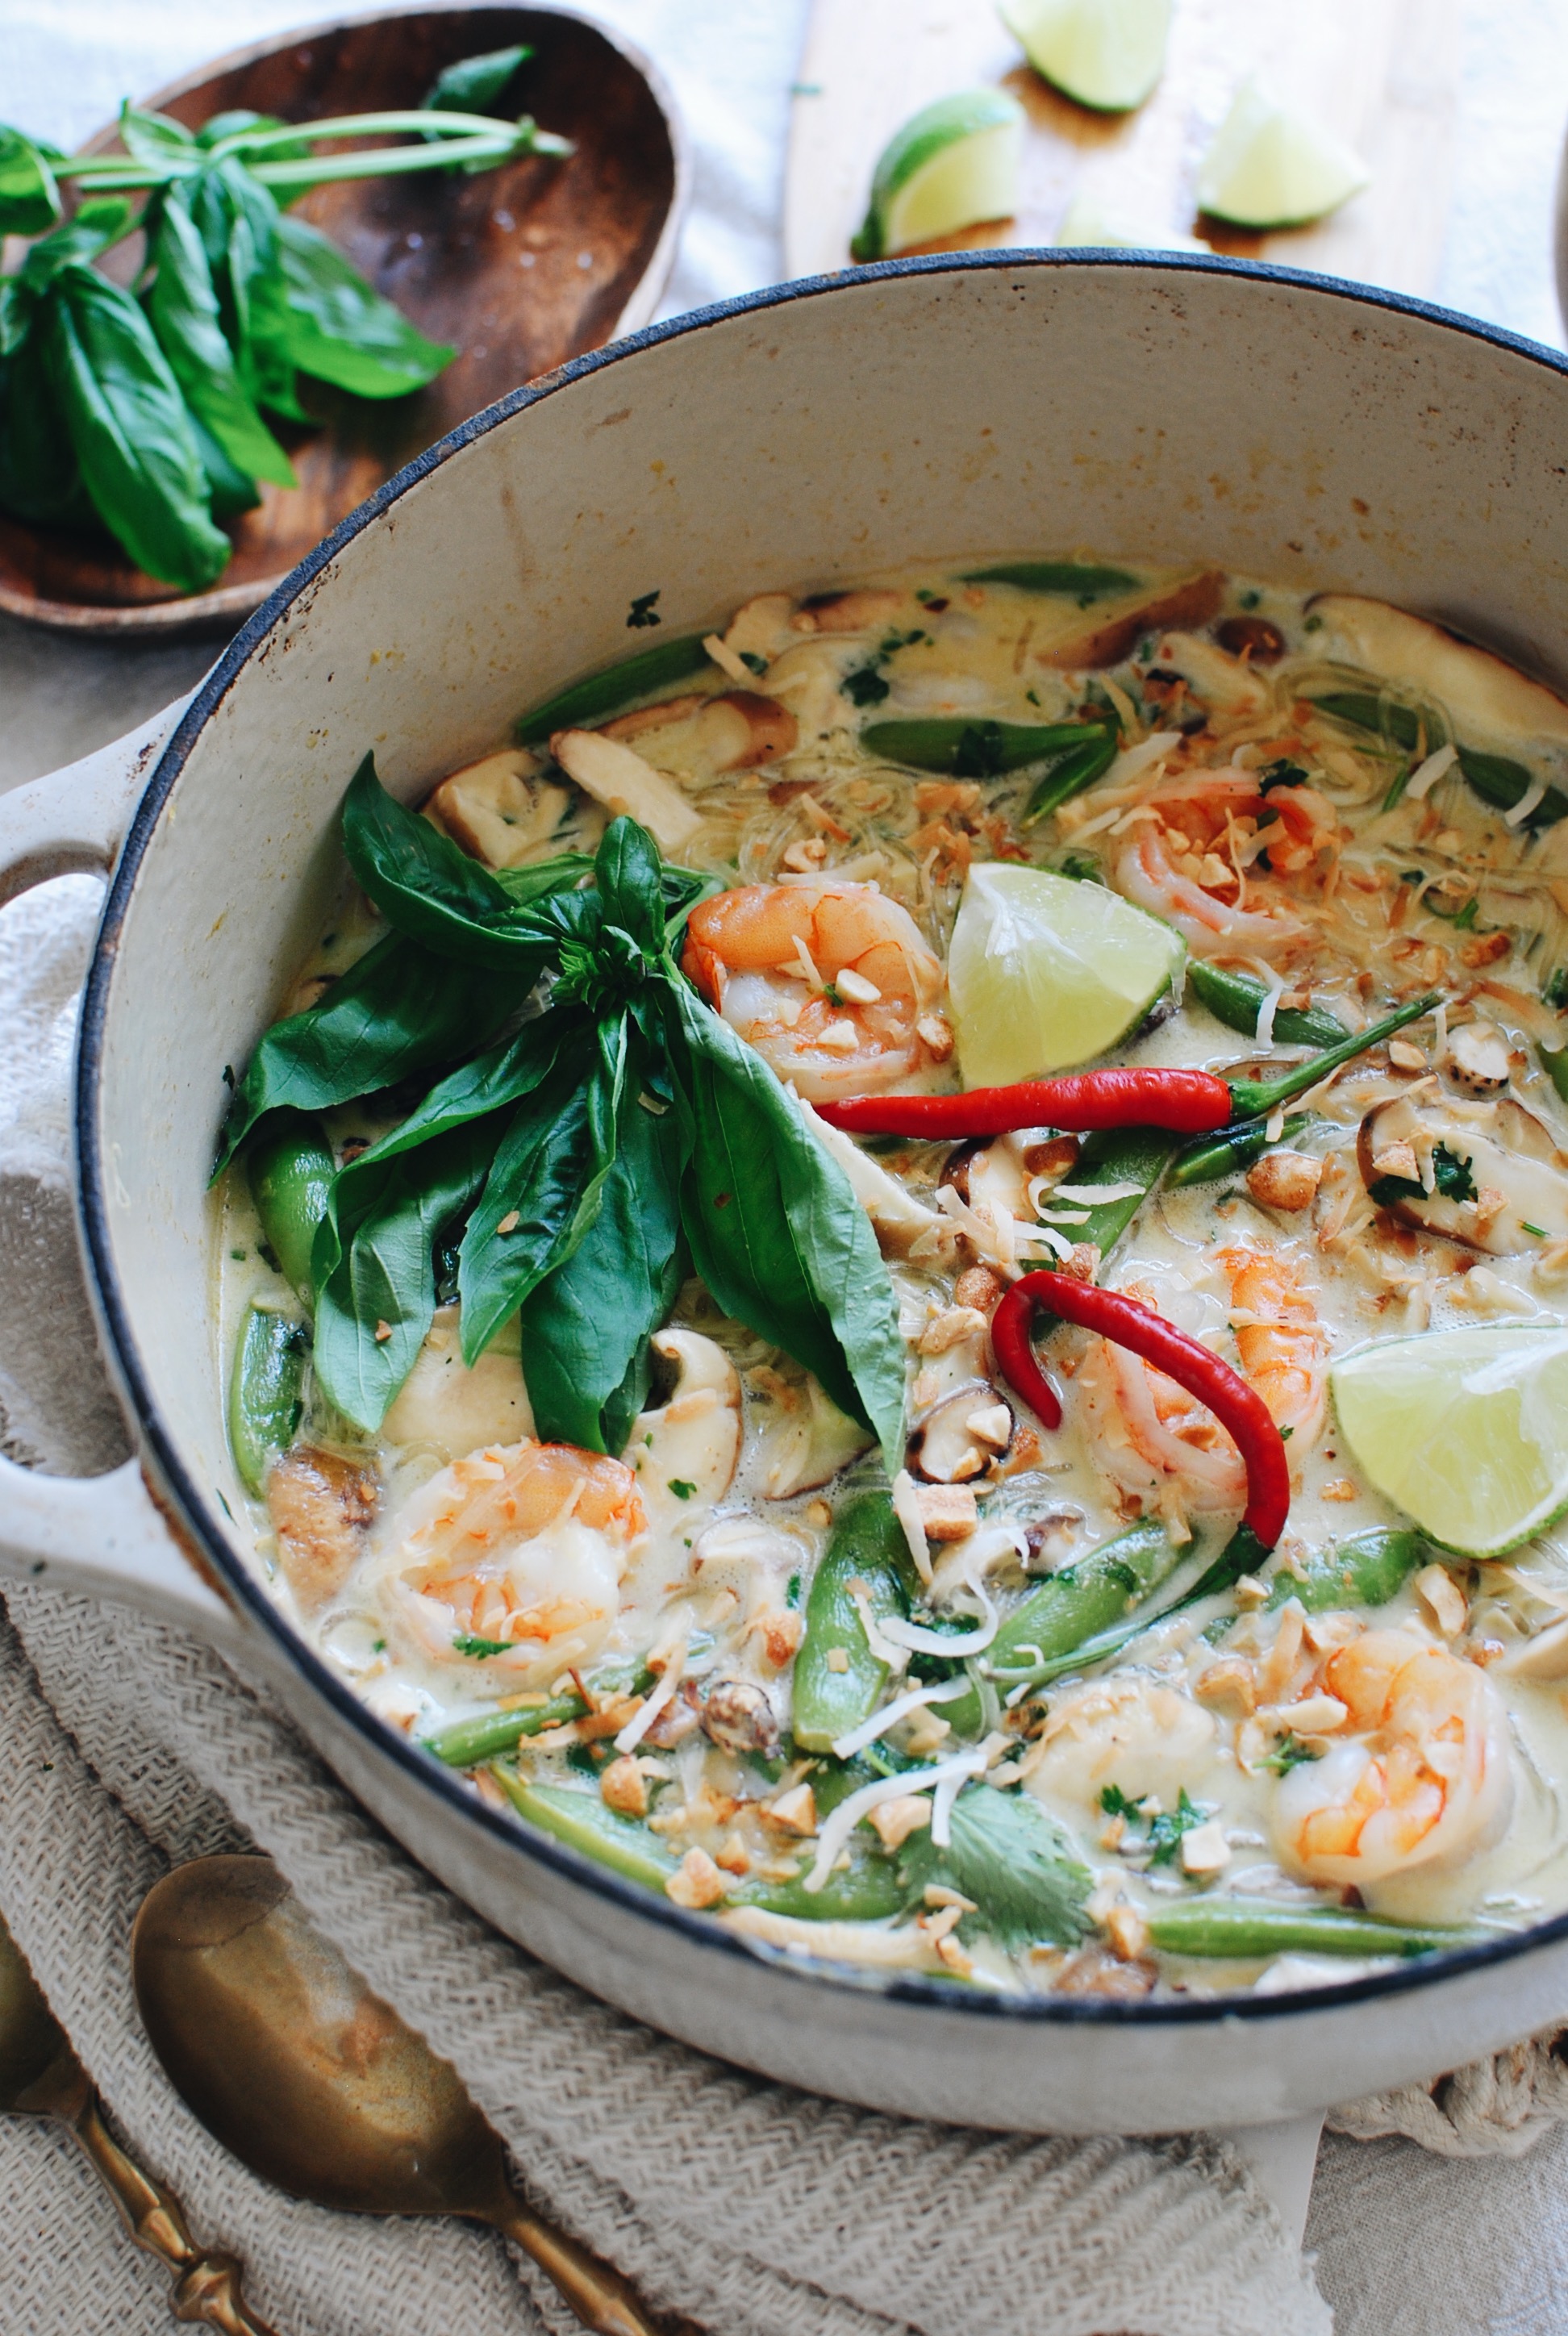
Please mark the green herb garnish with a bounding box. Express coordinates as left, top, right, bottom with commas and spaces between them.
1258, 1733, 1322, 1775
667, 1478, 697, 1500
452, 1633, 515, 1658
0, 73, 571, 589
1370, 1141, 1477, 1209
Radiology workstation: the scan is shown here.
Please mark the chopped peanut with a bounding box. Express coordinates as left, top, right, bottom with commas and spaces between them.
1178, 1821, 1231, 1878
1321, 1478, 1360, 1503
765, 1783, 817, 1835
919, 1305, 990, 1354
915, 1483, 979, 1540
916, 1012, 956, 1062
953, 1263, 1006, 1314
869, 1795, 932, 1850
1245, 1150, 1324, 1212
1103, 1903, 1151, 1962
665, 1848, 728, 1910
1195, 1657, 1258, 1716
599, 1755, 648, 1817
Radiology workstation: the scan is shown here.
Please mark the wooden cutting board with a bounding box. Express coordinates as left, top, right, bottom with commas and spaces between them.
786, 0, 1456, 295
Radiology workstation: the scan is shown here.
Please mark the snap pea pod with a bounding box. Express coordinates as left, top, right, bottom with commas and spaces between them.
858, 716, 1103, 778
995, 1520, 1272, 1691
1264, 1528, 1428, 1612
1021, 726, 1120, 826
1541, 1041, 1568, 1107
227, 1305, 307, 1497
987, 1520, 1177, 1682
734, 1853, 903, 1922
1184, 959, 1349, 1050
1055, 1124, 1182, 1258
1226, 993, 1441, 1123
1145, 1897, 1483, 1961
490, 1770, 678, 1892
793, 1495, 918, 1753
516, 633, 711, 745
422, 1661, 654, 1767
247, 1110, 335, 1301
961, 561, 1141, 599
1310, 692, 1566, 829
1167, 1114, 1310, 1190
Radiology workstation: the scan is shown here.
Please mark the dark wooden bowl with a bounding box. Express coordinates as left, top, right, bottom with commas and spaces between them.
0, 4, 686, 638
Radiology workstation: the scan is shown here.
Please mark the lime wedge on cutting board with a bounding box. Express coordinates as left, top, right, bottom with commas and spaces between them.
1331, 1324, 1568, 1558
1055, 191, 1207, 252
1197, 77, 1370, 229
1000, 0, 1171, 114
947, 861, 1184, 1084
851, 90, 1024, 262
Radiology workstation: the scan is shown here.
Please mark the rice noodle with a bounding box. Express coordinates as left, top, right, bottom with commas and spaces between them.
831, 1676, 974, 1760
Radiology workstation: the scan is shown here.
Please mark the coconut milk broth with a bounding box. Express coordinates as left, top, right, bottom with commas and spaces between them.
217, 557, 1568, 1996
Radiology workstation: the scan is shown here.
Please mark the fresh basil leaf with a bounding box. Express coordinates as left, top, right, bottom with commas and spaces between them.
665, 982, 906, 1465
0, 277, 31, 360
459, 1017, 627, 1362
897, 1784, 1091, 1952
0, 310, 94, 527
215, 932, 531, 1173
0, 126, 62, 235
19, 197, 132, 291
311, 1116, 499, 1429
187, 158, 306, 423
184, 409, 261, 518
518, 1077, 687, 1452
340, 752, 565, 966
117, 102, 195, 165
273, 213, 451, 399
44, 261, 230, 591
148, 188, 297, 490
423, 44, 532, 115
327, 1011, 567, 1203
593, 816, 666, 949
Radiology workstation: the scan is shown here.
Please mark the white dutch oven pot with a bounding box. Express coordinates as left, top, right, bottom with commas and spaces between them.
3, 254, 1568, 2146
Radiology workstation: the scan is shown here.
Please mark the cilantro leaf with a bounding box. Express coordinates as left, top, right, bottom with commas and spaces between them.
1146, 1787, 1204, 1867
898, 1784, 1091, 1952
452, 1632, 514, 1658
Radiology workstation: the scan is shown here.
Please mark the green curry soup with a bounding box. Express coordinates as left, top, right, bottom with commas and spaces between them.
215, 558, 1568, 1997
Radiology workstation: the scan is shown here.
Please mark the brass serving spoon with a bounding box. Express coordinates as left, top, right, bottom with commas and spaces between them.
131, 1856, 669, 2336
0, 1906, 277, 2332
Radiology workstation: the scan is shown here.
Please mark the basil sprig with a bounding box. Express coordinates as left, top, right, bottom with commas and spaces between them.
0, 72, 571, 590
222, 761, 907, 1466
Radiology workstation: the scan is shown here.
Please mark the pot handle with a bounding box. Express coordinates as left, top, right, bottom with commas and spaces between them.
0, 698, 240, 1647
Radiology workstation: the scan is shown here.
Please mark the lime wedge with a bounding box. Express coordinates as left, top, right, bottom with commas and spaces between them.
851, 90, 1024, 263
947, 861, 1184, 1083
1000, 0, 1171, 113
1197, 77, 1370, 228
1331, 1324, 1568, 1558
1056, 191, 1207, 252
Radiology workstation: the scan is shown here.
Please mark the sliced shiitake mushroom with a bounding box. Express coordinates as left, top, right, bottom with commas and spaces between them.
1215, 615, 1287, 663
1037, 570, 1225, 671
1307, 594, 1568, 754
602, 689, 798, 775
796, 587, 906, 634
1445, 1021, 1516, 1097
700, 1679, 781, 1758
550, 727, 702, 852
630, 1330, 742, 1527
426, 751, 598, 870
267, 1447, 378, 1612
1357, 1090, 1568, 1253
1144, 629, 1273, 723
907, 1379, 1015, 1483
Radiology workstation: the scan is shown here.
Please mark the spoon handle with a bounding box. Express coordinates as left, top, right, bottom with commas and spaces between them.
490, 2195, 669, 2336
66, 2090, 282, 2336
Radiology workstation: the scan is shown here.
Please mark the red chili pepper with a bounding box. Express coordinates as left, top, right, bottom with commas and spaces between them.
991, 1272, 1291, 1550
815, 1068, 1231, 1139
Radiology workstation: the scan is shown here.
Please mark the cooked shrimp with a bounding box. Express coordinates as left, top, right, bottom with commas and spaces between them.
1273, 1630, 1514, 1888
1215, 1244, 1327, 1451
378, 1440, 644, 1683
682, 878, 945, 1100
1077, 1249, 1325, 1518
1115, 770, 1341, 955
